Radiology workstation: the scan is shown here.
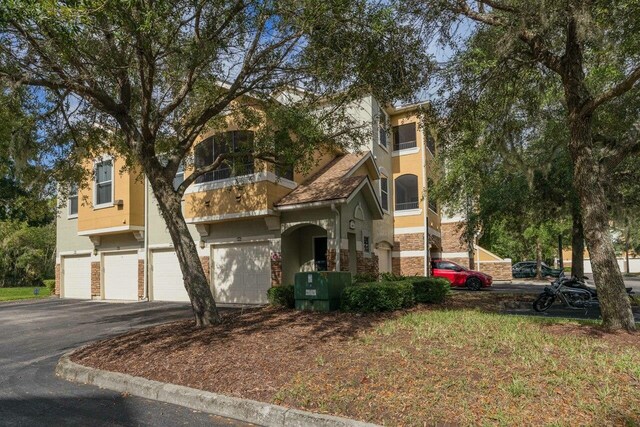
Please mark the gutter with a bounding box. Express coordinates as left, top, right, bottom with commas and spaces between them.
421, 133, 430, 277
331, 203, 341, 271
143, 176, 149, 300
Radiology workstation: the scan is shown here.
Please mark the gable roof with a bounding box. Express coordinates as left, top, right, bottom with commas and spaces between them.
274, 152, 383, 219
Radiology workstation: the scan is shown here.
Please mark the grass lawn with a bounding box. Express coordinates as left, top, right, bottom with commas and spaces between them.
72, 293, 640, 426
0, 286, 51, 302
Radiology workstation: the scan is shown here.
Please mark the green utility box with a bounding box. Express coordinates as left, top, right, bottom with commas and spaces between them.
294, 271, 351, 312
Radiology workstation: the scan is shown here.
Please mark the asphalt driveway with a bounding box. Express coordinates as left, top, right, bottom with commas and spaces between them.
0, 298, 251, 427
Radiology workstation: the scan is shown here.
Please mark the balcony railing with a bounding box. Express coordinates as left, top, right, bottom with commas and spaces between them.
395, 201, 419, 211
393, 140, 417, 151
197, 162, 255, 183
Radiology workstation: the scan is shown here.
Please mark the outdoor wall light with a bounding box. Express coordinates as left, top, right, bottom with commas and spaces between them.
199, 240, 205, 249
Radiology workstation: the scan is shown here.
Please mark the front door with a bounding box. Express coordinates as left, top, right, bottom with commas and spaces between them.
313, 237, 328, 271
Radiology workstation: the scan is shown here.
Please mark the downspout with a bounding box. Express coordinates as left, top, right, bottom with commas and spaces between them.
331, 203, 341, 271
143, 176, 149, 300
421, 132, 430, 277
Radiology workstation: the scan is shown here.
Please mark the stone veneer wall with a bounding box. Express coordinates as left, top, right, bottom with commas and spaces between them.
327, 249, 350, 272
270, 253, 282, 286
393, 233, 425, 251
200, 256, 210, 283
356, 251, 379, 275
90, 262, 101, 298
441, 222, 467, 253
138, 260, 145, 299
392, 257, 425, 276
54, 263, 61, 296
478, 261, 513, 281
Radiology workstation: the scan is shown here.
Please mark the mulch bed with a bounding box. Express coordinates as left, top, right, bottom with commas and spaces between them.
72, 306, 400, 401
71, 293, 640, 425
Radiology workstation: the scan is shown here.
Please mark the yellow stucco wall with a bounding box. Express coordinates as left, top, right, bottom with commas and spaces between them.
77, 157, 144, 232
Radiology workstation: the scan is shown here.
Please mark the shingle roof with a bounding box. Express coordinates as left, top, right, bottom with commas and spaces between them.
275, 153, 368, 207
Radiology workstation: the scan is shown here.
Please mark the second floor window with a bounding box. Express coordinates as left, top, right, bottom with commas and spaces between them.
427, 178, 438, 212
68, 185, 78, 217
378, 109, 388, 148
395, 174, 419, 211
393, 123, 417, 151
173, 162, 185, 190
95, 159, 113, 206
194, 131, 254, 184
380, 176, 389, 211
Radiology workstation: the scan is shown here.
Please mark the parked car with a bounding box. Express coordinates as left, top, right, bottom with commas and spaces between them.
431, 259, 492, 291
512, 261, 563, 278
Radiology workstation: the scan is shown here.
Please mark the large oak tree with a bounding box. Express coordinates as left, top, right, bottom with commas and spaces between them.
0, 0, 426, 325
408, 0, 640, 331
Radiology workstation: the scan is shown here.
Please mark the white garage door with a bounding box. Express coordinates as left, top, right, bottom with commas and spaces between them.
62, 255, 91, 299
103, 251, 139, 301
212, 242, 271, 304
151, 250, 190, 302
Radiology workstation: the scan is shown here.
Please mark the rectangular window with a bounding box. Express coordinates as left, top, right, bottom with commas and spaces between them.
363, 234, 370, 254
380, 176, 389, 211
393, 123, 417, 151
68, 185, 78, 217
194, 131, 254, 184
378, 109, 388, 148
427, 178, 437, 212
425, 130, 436, 155
173, 162, 185, 190
95, 159, 113, 206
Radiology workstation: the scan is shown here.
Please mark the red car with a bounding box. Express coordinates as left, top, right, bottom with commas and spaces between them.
431, 259, 492, 291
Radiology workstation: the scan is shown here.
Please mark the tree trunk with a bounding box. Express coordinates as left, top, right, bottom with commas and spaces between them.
571, 205, 585, 279
568, 114, 635, 331
535, 238, 542, 279
145, 168, 220, 327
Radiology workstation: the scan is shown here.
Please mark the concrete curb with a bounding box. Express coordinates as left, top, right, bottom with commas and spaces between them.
56, 352, 379, 427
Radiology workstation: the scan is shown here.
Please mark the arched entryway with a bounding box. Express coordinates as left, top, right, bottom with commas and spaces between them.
281, 223, 329, 285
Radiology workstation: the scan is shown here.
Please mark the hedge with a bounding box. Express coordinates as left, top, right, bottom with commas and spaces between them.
267, 284, 295, 308
342, 281, 415, 313
407, 277, 450, 304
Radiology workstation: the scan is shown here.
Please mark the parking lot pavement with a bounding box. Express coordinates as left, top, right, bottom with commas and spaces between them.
0, 298, 249, 427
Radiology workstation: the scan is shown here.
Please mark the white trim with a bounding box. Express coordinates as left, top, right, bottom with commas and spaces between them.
428, 227, 441, 238
440, 216, 465, 224
477, 259, 512, 264
477, 246, 507, 261
392, 147, 420, 157
59, 250, 93, 257
394, 226, 426, 235
276, 200, 345, 211
345, 178, 384, 219
184, 171, 297, 194
93, 157, 115, 209
380, 175, 389, 213
67, 213, 78, 220
78, 225, 145, 236
148, 243, 175, 250
344, 152, 380, 180
440, 251, 468, 258
394, 208, 422, 217
428, 207, 439, 214
186, 209, 275, 223
208, 235, 273, 245
392, 250, 425, 257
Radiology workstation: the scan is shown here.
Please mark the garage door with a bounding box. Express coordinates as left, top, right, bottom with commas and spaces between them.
151, 250, 190, 302
103, 251, 139, 300
212, 242, 271, 304
62, 255, 91, 299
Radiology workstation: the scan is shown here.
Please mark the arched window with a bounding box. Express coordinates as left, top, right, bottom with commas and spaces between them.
395, 174, 419, 211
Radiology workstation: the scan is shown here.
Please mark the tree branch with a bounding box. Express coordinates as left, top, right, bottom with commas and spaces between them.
582, 65, 640, 115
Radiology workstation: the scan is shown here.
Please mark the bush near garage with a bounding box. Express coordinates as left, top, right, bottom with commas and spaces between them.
267, 284, 295, 308
43, 279, 56, 293
342, 280, 415, 313
407, 276, 451, 304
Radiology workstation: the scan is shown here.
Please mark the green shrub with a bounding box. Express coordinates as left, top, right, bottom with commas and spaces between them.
353, 272, 379, 284
409, 277, 450, 304
267, 285, 295, 308
342, 281, 415, 313
380, 272, 405, 282
43, 279, 56, 293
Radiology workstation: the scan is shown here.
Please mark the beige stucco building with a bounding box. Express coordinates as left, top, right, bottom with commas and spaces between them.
55, 96, 443, 303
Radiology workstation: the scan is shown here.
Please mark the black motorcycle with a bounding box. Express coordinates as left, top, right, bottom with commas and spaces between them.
533, 271, 634, 312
